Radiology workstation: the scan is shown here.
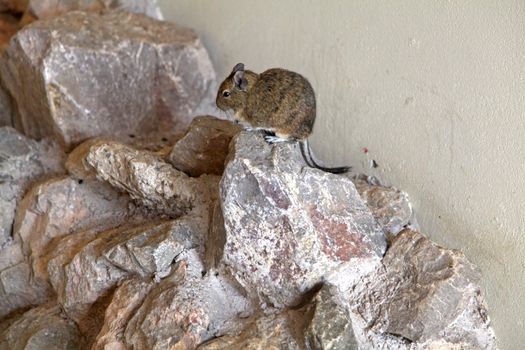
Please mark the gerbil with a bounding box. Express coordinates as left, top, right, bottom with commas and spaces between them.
216, 63, 350, 174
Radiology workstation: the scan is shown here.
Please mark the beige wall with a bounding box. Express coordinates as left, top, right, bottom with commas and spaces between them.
159, 1, 525, 348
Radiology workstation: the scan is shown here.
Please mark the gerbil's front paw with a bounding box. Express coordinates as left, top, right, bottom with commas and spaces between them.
264, 135, 288, 144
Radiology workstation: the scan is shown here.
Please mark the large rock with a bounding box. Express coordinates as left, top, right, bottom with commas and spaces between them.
352, 174, 415, 235
0, 10, 216, 149
26, 0, 162, 20
46, 218, 206, 324
92, 278, 154, 350
0, 127, 65, 246
86, 140, 220, 218
168, 116, 241, 177
305, 286, 358, 350
219, 131, 386, 308
14, 177, 139, 260
0, 303, 81, 350
0, 176, 143, 318
123, 249, 253, 350
348, 229, 497, 349
0, 84, 14, 126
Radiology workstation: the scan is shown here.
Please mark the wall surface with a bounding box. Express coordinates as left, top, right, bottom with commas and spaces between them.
159, 1, 525, 348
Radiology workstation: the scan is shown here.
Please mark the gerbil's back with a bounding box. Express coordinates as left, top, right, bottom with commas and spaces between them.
246, 68, 316, 136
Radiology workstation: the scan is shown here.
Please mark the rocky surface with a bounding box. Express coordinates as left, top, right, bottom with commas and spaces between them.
0, 303, 81, 350
26, 0, 162, 21
0, 127, 65, 246
168, 116, 242, 177
347, 229, 497, 349
0, 0, 27, 14
86, 140, 220, 218
352, 174, 415, 235
123, 249, 252, 350
219, 131, 387, 308
0, 10, 216, 149
0, 84, 13, 126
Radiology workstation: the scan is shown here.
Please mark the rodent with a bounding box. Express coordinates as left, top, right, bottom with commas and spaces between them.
216, 63, 350, 174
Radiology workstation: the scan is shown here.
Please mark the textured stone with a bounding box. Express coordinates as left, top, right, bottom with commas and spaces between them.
352, 174, 415, 235
26, 0, 162, 20
14, 177, 137, 260
0, 0, 27, 13
92, 278, 154, 350
305, 286, 358, 350
219, 131, 386, 308
124, 249, 252, 350
1, 10, 216, 149
0, 303, 81, 350
46, 218, 205, 324
168, 116, 241, 177
0, 127, 65, 246
0, 83, 14, 126
86, 140, 220, 218
349, 229, 497, 349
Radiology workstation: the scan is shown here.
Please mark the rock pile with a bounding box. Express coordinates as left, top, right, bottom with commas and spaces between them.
0, 3, 498, 350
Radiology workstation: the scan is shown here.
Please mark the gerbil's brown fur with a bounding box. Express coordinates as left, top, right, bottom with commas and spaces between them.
216, 63, 350, 174
216, 63, 315, 140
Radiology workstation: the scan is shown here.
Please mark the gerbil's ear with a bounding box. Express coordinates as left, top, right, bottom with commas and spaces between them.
233, 70, 248, 91
231, 63, 245, 73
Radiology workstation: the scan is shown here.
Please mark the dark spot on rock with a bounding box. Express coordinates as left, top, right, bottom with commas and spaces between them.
161, 137, 168, 142
201, 270, 206, 277
129, 134, 135, 138
78, 179, 83, 184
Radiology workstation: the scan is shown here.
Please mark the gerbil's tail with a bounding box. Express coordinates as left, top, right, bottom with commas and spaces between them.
299, 140, 351, 174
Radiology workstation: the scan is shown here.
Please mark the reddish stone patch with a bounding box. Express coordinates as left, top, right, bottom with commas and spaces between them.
308, 205, 371, 261
258, 177, 290, 210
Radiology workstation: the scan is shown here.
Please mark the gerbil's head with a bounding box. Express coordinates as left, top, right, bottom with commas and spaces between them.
216, 63, 249, 113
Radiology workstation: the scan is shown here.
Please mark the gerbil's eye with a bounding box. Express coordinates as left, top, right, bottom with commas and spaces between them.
223, 90, 231, 97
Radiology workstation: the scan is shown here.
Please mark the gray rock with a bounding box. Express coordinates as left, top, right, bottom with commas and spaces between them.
26, 0, 162, 20
86, 140, 220, 218
14, 177, 137, 261
198, 311, 307, 350
124, 249, 253, 350
305, 286, 358, 350
352, 174, 414, 235
0, 303, 81, 350
92, 278, 154, 350
0, 127, 65, 246
219, 131, 386, 308
168, 115, 241, 177
46, 218, 204, 325
349, 229, 497, 349
1, 10, 216, 149
0, 84, 14, 126
2, 176, 142, 318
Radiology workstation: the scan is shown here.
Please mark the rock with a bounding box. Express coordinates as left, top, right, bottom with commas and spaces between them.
92, 278, 154, 350
352, 174, 415, 235
14, 177, 138, 260
199, 311, 307, 350
86, 140, 220, 218
168, 116, 241, 177
46, 218, 206, 324
0, 303, 81, 350
0, 84, 14, 126
123, 249, 253, 350
0, 10, 216, 149
305, 286, 358, 350
349, 229, 497, 349
219, 131, 386, 308
26, 0, 162, 20
0, 0, 27, 14
0, 127, 65, 246
65, 138, 107, 181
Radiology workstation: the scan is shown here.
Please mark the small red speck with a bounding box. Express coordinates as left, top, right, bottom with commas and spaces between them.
362, 147, 369, 154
